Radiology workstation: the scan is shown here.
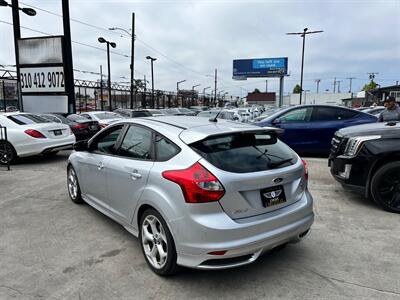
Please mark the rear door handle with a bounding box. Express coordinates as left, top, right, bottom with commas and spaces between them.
97, 162, 104, 170
130, 169, 142, 180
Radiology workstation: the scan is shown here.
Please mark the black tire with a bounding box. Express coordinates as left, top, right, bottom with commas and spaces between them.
139, 208, 179, 276
0, 140, 17, 165
43, 151, 59, 157
370, 162, 400, 213
67, 165, 84, 204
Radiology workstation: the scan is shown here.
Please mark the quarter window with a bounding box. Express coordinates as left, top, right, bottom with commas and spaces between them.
118, 125, 153, 160
155, 135, 180, 161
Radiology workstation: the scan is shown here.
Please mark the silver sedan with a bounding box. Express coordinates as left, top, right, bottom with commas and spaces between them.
67, 116, 314, 275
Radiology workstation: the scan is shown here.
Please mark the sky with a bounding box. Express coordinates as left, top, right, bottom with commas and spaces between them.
1, 0, 399, 97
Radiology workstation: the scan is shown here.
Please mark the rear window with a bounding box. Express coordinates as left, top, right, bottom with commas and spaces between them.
94, 112, 120, 120
190, 132, 296, 173
67, 114, 88, 121
131, 111, 152, 117
7, 114, 50, 125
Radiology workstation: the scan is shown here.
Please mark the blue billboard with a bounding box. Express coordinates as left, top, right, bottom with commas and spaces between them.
233, 57, 288, 78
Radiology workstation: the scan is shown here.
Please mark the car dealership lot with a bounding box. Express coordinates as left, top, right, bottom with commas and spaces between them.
1, 152, 399, 299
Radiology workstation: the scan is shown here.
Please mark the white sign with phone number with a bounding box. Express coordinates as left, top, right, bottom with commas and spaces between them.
20, 66, 65, 93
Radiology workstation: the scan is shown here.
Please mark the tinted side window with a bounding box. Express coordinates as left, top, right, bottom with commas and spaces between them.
337, 109, 358, 119
155, 135, 180, 161
311, 107, 338, 121
95, 126, 123, 154
312, 107, 358, 121
118, 125, 153, 160
280, 108, 312, 123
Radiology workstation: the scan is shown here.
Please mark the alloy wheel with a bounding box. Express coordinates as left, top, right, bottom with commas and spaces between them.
141, 215, 168, 269
378, 170, 400, 210
68, 168, 78, 200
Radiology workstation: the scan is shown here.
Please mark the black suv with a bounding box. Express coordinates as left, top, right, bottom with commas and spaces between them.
329, 122, 400, 213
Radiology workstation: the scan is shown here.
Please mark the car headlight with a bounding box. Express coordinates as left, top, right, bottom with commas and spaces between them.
344, 135, 381, 157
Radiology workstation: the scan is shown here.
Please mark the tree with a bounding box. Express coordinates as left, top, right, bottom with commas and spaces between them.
253, 88, 261, 93
293, 84, 302, 94
362, 80, 378, 91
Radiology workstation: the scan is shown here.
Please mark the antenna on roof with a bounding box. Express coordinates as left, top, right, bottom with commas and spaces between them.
209, 108, 222, 123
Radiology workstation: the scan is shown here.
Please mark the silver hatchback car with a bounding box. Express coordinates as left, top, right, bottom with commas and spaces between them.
67, 116, 314, 275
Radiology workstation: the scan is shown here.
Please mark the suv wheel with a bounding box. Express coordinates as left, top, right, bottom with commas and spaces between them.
139, 208, 179, 276
67, 166, 83, 204
370, 162, 400, 213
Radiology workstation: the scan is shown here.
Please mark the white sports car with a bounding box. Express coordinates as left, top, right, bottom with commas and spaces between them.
0, 112, 76, 164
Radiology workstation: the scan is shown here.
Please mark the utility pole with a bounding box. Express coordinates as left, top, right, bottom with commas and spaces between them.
333, 77, 337, 93
286, 28, 323, 105
337, 80, 341, 93
346, 77, 355, 93
131, 13, 135, 109
62, 0, 76, 113
100, 65, 104, 110
265, 80, 268, 93
368, 72, 379, 81
214, 68, 217, 107
314, 79, 321, 93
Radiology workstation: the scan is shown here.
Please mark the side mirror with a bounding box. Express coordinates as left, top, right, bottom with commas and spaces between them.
272, 118, 281, 125
73, 140, 89, 152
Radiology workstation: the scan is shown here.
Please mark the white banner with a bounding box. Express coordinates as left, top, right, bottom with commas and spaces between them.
20, 66, 65, 93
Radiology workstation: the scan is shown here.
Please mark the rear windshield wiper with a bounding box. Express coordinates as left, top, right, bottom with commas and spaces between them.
269, 158, 293, 168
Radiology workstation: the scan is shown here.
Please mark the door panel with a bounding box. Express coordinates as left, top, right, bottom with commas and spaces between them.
104, 125, 154, 223
79, 152, 107, 204
105, 157, 153, 222
276, 107, 315, 153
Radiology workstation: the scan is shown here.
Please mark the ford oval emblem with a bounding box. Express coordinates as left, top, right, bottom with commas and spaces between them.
273, 178, 283, 184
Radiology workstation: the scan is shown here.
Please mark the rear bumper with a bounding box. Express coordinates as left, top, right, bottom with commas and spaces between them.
170, 190, 314, 269
16, 135, 76, 157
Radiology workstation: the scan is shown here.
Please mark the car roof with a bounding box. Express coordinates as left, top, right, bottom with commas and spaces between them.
121, 116, 280, 144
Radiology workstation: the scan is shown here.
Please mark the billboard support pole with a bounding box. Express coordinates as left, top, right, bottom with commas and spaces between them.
62, 0, 76, 114
279, 76, 284, 108
11, 0, 23, 111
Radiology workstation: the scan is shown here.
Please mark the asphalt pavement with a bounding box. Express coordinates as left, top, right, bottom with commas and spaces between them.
0, 152, 399, 299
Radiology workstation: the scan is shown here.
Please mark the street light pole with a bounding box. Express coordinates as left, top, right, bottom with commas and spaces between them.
98, 37, 116, 111
176, 79, 186, 107
106, 42, 112, 111
286, 28, 323, 105
146, 56, 156, 108
191, 84, 200, 107
214, 68, 217, 107
203, 86, 211, 105
109, 14, 135, 109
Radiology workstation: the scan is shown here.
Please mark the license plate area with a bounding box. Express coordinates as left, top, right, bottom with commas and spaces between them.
260, 185, 286, 208
53, 129, 62, 136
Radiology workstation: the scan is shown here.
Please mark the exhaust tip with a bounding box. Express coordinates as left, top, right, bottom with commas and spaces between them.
299, 229, 311, 239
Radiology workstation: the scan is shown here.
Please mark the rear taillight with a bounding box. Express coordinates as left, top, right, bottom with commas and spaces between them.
73, 123, 88, 129
301, 159, 308, 180
24, 129, 46, 139
162, 162, 225, 203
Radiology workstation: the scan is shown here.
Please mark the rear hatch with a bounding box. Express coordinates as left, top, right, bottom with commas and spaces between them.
189, 130, 306, 220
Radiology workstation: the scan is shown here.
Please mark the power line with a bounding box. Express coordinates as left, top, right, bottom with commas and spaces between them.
0, 20, 130, 58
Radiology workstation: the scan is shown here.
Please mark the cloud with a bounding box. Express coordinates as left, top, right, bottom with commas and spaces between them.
0, 0, 399, 96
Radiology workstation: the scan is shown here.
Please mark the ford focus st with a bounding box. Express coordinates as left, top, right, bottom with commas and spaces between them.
67, 116, 314, 275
